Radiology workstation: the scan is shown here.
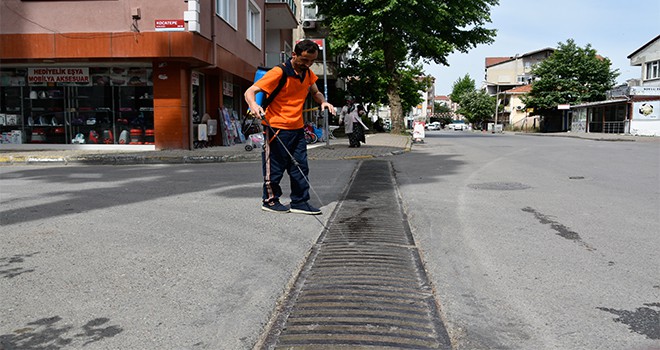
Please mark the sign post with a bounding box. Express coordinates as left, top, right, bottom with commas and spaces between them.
321, 39, 329, 146
300, 38, 329, 145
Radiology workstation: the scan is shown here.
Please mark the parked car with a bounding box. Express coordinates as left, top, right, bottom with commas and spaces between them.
426, 121, 442, 130
447, 120, 466, 131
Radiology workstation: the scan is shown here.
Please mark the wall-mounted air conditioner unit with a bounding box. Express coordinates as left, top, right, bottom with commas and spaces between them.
302, 20, 316, 29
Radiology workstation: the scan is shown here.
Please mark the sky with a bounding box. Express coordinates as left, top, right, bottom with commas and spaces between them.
425, 0, 660, 95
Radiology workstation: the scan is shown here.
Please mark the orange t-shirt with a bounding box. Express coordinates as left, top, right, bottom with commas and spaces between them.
255, 63, 318, 130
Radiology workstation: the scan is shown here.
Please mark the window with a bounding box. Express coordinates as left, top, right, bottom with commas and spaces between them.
217, 0, 237, 28
302, 1, 321, 20
247, 0, 261, 47
646, 60, 659, 80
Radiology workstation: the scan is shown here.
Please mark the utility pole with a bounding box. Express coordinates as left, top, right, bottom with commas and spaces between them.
493, 85, 500, 133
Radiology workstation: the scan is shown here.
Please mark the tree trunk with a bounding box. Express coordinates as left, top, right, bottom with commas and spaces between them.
387, 88, 404, 134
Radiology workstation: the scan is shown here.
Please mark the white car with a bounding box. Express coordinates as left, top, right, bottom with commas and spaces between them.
447, 121, 467, 131
426, 122, 442, 130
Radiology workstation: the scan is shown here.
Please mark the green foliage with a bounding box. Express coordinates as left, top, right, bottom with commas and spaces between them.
459, 90, 495, 126
449, 74, 476, 106
337, 50, 388, 106
338, 54, 430, 115
524, 39, 619, 110
315, 0, 498, 133
434, 103, 452, 114
399, 65, 433, 115
432, 103, 454, 125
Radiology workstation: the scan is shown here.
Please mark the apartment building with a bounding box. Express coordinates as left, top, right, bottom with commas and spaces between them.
0, 0, 299, 149
483, 48, 553, 128
484, 48, 554, 94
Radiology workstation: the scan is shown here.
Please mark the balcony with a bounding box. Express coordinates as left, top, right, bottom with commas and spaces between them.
265, 0, 298, 29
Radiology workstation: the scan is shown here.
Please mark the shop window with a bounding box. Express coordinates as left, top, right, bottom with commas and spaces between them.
0, 66, 153, 145
192, 72, 205, 123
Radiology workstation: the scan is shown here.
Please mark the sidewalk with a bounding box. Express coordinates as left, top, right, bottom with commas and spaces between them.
0, 133, 412, 165
1, 131, 656, 166
513, 130, 660, 143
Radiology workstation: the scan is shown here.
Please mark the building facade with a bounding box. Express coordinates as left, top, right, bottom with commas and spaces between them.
483, 48, 554, 128
571, 35, 660, 136
498, 85, 538, 131
0, 0, 299, 149
484, 48, 554, 95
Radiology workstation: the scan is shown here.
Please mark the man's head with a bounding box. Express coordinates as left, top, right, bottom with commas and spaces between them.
292, 40, 320, 72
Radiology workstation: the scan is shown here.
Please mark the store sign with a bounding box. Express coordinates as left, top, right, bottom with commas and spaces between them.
633, 101, 659, 120
630, 86, 660, 96
155, 19, 185, 32
28, 68, 89, 84
223, 81, 233, 97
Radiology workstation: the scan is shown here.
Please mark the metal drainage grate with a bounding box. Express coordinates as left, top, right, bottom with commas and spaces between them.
260, 160, 451, 349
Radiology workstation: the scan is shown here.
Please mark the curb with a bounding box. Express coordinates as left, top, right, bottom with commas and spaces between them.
513, 132, 637, 142
0, 153, 264, 166
0, 134, 412, 166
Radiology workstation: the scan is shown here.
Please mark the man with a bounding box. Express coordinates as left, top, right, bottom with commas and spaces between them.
244, 39, 335, 215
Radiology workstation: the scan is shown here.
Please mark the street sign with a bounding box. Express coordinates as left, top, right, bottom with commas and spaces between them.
155, 20, 185, 32
297, 38, 324, 50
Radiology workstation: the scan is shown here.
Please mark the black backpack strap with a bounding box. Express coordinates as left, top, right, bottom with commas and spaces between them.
262, 64, 287, 109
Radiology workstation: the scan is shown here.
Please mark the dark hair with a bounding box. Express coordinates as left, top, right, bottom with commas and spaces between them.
294, 39, 319, 55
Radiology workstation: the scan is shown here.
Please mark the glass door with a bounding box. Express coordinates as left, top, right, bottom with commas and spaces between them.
69, 85, 115, 144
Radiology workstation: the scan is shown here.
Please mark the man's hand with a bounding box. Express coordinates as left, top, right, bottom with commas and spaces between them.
321, 102, 336, 115
249, 106, 265, 119
244, 85, 265, 119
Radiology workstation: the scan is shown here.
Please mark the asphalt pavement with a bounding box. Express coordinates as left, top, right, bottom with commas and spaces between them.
1, 129, 657, 349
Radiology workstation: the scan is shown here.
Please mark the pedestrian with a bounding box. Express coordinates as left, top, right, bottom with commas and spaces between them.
244, 39, 335, 215
340, 96, 367, 147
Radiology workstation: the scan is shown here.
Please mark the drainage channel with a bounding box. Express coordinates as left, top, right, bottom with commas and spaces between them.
258, 160, 451, 349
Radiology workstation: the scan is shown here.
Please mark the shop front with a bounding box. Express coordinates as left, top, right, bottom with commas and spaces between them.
570, 86, 660, 136
1, 65, 155, 148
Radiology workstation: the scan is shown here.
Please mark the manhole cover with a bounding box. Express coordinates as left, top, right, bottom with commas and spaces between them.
468, 182, 531, 191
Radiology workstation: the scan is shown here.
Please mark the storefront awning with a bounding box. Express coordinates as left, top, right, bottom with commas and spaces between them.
571, 98, 629, 109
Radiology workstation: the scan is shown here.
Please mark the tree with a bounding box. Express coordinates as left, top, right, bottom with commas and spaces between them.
524, 39, 619, 110
398, 65, 433, 118
338, 50, 388, 107
449, 74, 476, 107
459, 90, 495, 128
339, 55, 431, 120
315, 0, 498, 134
432, 103, 454, 125
434, 103, 452, 115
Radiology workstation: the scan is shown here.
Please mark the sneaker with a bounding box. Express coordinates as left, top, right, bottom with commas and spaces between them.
262, 201, 289, 213
290, 202, 322, 215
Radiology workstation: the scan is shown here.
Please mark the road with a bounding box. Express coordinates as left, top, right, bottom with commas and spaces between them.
1, 131, 658, 349
395, 130, 660, 349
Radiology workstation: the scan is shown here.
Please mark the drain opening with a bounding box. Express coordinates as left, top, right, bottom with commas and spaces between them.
258, 160, 451, 350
